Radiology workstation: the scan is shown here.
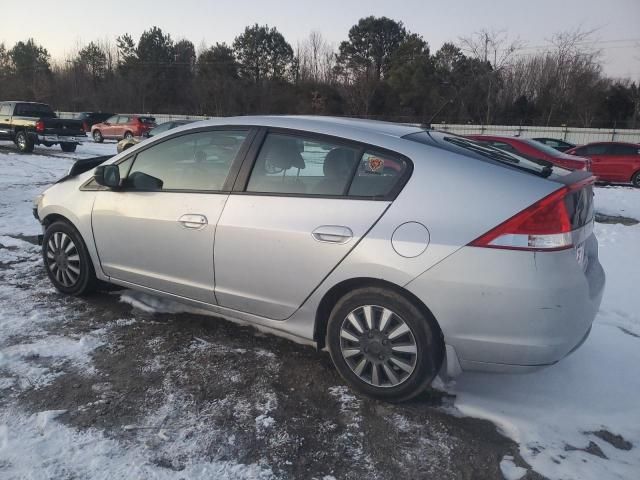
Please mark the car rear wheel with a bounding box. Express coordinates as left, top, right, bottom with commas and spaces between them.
15, 131, 34, 153
42, 221, 97, 296
632, 171, 640, 188
327, 286, 444, 402
124, 131, 133, 140
60, 143, 77, 153
93, 130, 103, 143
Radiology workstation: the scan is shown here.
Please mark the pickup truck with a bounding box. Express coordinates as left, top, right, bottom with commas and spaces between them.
0, 101, 86, 153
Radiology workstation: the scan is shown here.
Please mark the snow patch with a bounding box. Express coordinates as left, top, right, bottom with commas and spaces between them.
500, 456, 527, 480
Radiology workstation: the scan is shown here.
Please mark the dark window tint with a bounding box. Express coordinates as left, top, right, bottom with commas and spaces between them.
14, 103, 55, 118
348, 151, 408, 197
584, 144, 608, 155
126, 130, 248, 191
612, 144, 639, 155
487, 141, 519, 153
247, 133, 361, 195
139, 116, 156, 124
149, 123, 171, 136
572, 147, 587, 156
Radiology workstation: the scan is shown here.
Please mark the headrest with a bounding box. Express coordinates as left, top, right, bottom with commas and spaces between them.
324, 148, 357, 178
264, 137, 306, 170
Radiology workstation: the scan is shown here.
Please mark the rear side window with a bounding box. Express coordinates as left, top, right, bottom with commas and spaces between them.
348, 151, 408, 197
0, 104, 11, 115
117, 116, 131, 124
246, 133, 409, 198
125, 130, 248, 191
612, 144, 639, 155
585, 144, 608, 155
14, 103, 55, 118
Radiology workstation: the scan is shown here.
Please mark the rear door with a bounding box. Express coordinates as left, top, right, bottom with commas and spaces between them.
91, 128, 253, 303
213, 129, 410, 320
114, 115, 130, 138
611, 144, 640, 181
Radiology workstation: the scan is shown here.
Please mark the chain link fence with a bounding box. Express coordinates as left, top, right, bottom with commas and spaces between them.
56, 112, 640, 144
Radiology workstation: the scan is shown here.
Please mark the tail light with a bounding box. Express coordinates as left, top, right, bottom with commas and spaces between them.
470, 178, 594, 251
82, 121, 88, 132
35, 120, 45, 133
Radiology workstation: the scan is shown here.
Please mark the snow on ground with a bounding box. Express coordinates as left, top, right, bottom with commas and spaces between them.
451, 187, 640, 480
0, 140, 117, 236
1, 145, 639, 479
594, 185, 640, 221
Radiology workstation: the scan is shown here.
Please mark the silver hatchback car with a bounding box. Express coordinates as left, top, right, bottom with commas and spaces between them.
35, 116, 605, 401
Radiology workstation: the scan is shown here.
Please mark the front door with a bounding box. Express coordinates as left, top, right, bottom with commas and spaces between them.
0, 103, 12, 139
92, 128, 252, 303
214, 131, 409, 320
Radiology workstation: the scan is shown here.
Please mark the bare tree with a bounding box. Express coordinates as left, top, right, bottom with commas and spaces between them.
459, 29, 523, 124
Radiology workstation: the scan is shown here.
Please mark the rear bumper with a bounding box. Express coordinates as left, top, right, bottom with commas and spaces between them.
407, 233, 605, 373
36, 134, 87, 144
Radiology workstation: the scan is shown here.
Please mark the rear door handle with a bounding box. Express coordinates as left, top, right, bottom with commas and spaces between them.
312, 225, 353, 244
178, 214, 208, 229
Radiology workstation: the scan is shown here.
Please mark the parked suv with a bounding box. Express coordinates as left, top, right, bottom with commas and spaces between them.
76, 112, 114, 133
565, 142, 640, 187
34, 117, 604, 401
91, 115, 156, 142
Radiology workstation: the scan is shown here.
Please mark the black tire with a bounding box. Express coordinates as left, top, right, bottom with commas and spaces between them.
632, 171, 640, 188
93, 130, 103, 143
327, 286, 444, 402
15, 130, 34, 153
42, 220, 98, 296
60, 142, 77, 153
124, 131, 133, 140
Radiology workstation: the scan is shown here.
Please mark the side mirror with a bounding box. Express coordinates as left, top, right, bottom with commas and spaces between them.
94, 165, 120, 188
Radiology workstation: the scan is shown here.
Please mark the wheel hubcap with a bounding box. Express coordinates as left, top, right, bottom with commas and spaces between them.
46, 232, 81, 287
339, 305, 418, 388
18, 135, 25, 149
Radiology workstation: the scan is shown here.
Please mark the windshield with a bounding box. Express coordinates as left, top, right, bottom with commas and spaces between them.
405, 131, 556, 178
14, 103, 56, 118
523, 138, 565, 156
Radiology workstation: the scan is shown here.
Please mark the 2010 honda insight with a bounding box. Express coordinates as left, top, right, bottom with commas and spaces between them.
34, 116, 605, 401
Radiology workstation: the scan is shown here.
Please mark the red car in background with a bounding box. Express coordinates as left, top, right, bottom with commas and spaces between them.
565, 142, 640, 187
466, 135, 590, 171
91, 114, 156, 143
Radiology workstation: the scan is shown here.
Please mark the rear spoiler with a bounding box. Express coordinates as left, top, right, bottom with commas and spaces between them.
55, 155, 112, 184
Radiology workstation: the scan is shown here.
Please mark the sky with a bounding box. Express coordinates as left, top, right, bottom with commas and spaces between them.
1, 0, 639, 79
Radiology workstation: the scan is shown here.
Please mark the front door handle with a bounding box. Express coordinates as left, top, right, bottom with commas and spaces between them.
312, 225, 353, 244
178, 214, 208, 229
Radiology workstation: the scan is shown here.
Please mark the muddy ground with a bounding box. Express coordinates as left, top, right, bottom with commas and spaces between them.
0, 232, 544, 479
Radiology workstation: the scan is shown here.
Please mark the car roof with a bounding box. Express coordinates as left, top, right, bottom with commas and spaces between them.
191, 115, 425, 139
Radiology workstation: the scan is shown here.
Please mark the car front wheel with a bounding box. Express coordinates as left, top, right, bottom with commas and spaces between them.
42, 221, 97, 296
92, 130, 103, 143
327, 286, 444, 402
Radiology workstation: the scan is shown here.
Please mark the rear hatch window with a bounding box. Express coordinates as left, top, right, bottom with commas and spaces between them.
139, 117, 156, 124
404, 130, 570, 179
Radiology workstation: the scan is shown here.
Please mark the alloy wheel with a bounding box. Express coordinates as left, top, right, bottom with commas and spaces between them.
46, 232, 81, 287
339, 305, 418, 388
17, 133, 26, 150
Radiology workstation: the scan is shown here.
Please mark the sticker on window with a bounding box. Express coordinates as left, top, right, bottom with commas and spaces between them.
366, 156, 384, 173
